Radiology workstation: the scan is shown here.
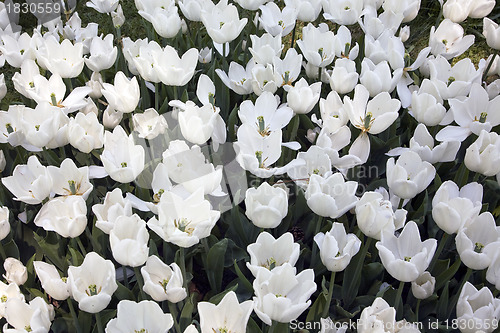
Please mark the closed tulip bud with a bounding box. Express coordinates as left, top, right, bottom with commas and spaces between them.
411, 272, 435, 299
245, 182, 288, 229
3, 258, 27, 286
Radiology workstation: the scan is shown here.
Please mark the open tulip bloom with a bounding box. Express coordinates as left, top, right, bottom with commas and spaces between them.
3, 1, 500, 332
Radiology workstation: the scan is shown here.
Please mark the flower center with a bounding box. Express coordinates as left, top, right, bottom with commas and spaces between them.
404, 256, 411, 262
262, 257, 277, 270
1, 295, 7, 302
447, 76, 455, 86
212, 327, 231, 333
135, 329, 148, 333
159, 278, 170, 293
174, 218, 195, 235
153, 189, 165, 203
121, 162, 128, 168
474, 242, 484, 253
85, 284, 101, 296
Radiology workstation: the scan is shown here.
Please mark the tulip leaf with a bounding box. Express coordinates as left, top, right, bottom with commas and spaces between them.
435, 258, 461, 291
306, 291, 327, 322
2, 239, 19, 259
247, 318, 262, 333
114, 281, 135, 301
179, 296, 195, 331
437, 281, 449, 321
206, 238, 228, 293
208, 283, 238, 304
51, 316, 73, 333
228, 104, 239, 141
33, 232, 67, 271
233, 259, 253, 293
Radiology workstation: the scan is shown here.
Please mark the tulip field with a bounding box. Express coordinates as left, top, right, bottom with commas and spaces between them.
1, 0, 500, 332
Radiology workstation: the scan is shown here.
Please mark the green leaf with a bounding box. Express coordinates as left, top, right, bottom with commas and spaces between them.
233, 259, 253, 292
306, 291, 327, 322
179, 296, 195, 331
33, 232, 67, 271
114, 281, 135, 301
435, 258, 461, 291
208, 283, 238, 304
3, 239, 20, 259
437, 281, 449, 321
206, 238, 228, 293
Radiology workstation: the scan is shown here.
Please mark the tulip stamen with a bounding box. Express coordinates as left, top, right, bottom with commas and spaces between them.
404, 256, 411, 262
312, 168, 320, 175
262, 257, 277, 270
153, 189, 165, 203
474, 242, 484, 253
29, 81, 34, 88
447, 76, 455, 86
212, 327, 230, 333
318, 48, 326, 61
85, 284, 101, 296
61, 277, 67, 283
174, 218, 195, 235
20, 49, 25, 55
121, 162, 128, 168
479, 112, 487, 123
135, 329, 148, 333
1, 295, 7, 302
159, 278, 170, 293
219, 22, 225, 29
25, 326, 32, 332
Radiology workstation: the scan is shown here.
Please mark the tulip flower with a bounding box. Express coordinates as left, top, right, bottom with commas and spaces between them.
314, 223, 361, 271
455, 212, 500, 270
12, 59, 41, 99
483, 18, 500, 50
2, 155, 52, 205
86, 0, 119, 13
253, 263, 316, 325
111, 4, 125, 27
251, 63, 278, 96
429, 19, 474, 60
173, 100, 220, 145
359, 59, 402, 97
47, 158, 93, 199
284, 0, 322, 22
376, 221, 437, 282
408, 79, 448, 126
3, 297, 54, 333
411, 272, 435, 299
355, 191, 407, 240
259, 2, 297, 36
249, 33, 282, 65
92, 188, 133, 234
234, 0, 268, 11
36, 37, 85, 78
109, 214, 149, 267
297, 23, 335, 68
33, 261, 70, 301
273, 48, 302, 88
245, 182, 288, 229
456, 282, 500, 333
431, 180, 483, 234
148, 189, 220, 248
383, 0, 420, 22
357, 297, 396, 333
198, 291, 254, 333
322, 0, 363, 25
286, 78, 321, 114
141, 255, 187, 303
464, 130, 500, 177
215, 61, 254, 95
305, 173, 358, 218
328, 58, 358, 94
486, 252, 500, 290
387, 124, 460, 164
34, 196, 88, 238
386, 151, 435, 200
68, 112, 104, 153
178, 0, 215, 22
3, 258, 27, 286
101, 125, 145, 183
132, 108, 168, 140
67, 252, 118, 313
105, 300, 174, 333
0, 206, 9, 241
101, 71, 140, 113
84, 34, 117, 72
201, 0, 247, 44
246, 232, 300, 277
0, 281, 25, 319
138, 0, 182, 38
0, 33, 36, 68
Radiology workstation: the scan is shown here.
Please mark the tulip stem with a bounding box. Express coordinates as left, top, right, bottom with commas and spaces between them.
67, 298, 82, 333
290, 25, 296, 49
415, 299, 421, 322
133, 266, 147, 301
322, 271, 336, 319
428, 232, 449, 272
447, 267, 473, 318
76, 237, 87, 256
311, 216, 324, 268
0, 241, 6, 260
398, 198, 405, 210
122, 265, 129, 289
494, 289, 499, 297
155, 82, 159, 111
473, 172, 481, 182
394, 280, 405, 320
178, 247, 187, 289
168, 301, 182, 333
95, 312, 104, 333
482, 50, 498, 83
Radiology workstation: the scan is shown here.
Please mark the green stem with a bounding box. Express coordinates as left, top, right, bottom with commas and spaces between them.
64, 77, 73, 92
317, 66, 322, 81
133, 266, 146, 301
269, 321, 289, 333
473, 172, 481, 182
394, 280, 405, 320
168, 302, 182, 333
95, 312, 104, 333
428, 232, 449, 272
155, 82, 159, 111
178, 247, 187, 289
290, 25, 296, 49
482, 51, 498, 83
447, 267, 473, 318
311, 216, 324, 268
0, 241, 6, 260
415, 299, 421, 322
122, 266, 129, 289
398, 198, 405, 210
67, 298, 82, 333
493, 289, 499, 297
75, 237, 87, 256
322, 271, 336, 319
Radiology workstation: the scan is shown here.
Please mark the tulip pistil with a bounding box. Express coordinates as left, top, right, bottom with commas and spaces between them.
1, 295, 7, 302
219, 22, 225, 28
5, 123, 14, 134
25, 326, 32, 332
121, 162, 127, 168
212, 327, 230, 333
360, 112, 374, 132
342, 43, 350, 58
68, 180, 77, 195
256, 116, 270, 136
447, 76, 455, 86
85, 284, 101, 296
479, 112, 487, 123
474, 242, 484, 253
159, 278, 170, 293
61, 277, 67, 283
135, 329, 148, 333
312, 168, 320, 175
20, 49, 25, 55
263, 257, 277, 270
208, 92, 215, 106
404, 256, 411, 262
282, 71, 291, 86
174, 218, 195, 235
255, 151, 268, 168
